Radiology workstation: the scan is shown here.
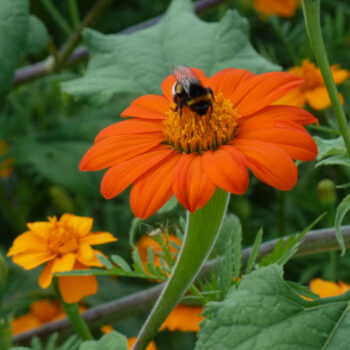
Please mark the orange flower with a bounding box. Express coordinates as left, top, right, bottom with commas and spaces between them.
310, 278, 350, 298
128, 337, 157, 350
136, 234, 181, 275
253, 0, 299, 18
277, 59, 349, 110
0, 139, 14, 178
80, 67, 317, 219
160, 304, 203, 332
7, 214, 116, 303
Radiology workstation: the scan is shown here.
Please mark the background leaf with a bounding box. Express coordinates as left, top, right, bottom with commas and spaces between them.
79, 331, 127, 350
335, 194, 350, 255
0, 0, 29, 96
25, 15, 49, 56
62, 0, 279, 105
196, 264, 350, 350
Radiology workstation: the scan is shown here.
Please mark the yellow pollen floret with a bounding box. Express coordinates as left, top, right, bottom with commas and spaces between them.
46, 218, 78, 255
163, 93, 241, 153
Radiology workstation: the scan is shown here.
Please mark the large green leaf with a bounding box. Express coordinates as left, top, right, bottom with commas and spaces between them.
0, 0, 29, 95
25, 15, 49, 56
196, 265, 350, 350
62, 0, 278, 105
79, 331, 127, 350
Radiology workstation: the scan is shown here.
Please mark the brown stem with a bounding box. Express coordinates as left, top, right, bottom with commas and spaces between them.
13, 225, 350, 344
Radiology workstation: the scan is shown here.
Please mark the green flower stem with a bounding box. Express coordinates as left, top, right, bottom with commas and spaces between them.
39, 0, 73, 36
133, 189, 230, 350
302, 0, 350, 156
68, 0, 80, 28
61, 300, 93, 340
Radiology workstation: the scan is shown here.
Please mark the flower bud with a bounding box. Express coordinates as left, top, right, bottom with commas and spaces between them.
49, 186, 74, 214
317, 179, 337, 207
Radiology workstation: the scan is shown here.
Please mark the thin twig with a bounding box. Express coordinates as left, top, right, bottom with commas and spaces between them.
13, 225, 350, 344
13, 0, 230, 86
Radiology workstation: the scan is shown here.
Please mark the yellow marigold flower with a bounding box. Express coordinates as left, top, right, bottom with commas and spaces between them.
136, 234, 181, 275
310, 278, 350, 298
253, 0, 299, 18
7, 214, 117, 303
160, 304, 204, 332
0, 139, 14, 178
128, 337, 157, 350
277, 59, 349, 110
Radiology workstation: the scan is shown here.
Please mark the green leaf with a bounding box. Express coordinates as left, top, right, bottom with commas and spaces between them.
335, 195, 350, 256
110, 255, 132, 272
79, 331, 127, 350
96, 254, 113, 269
196, 264, 350, 350
245, 228, 263, 274
62, 0, 278, 105
26, 15, 49, 56
316, 155, 350, 168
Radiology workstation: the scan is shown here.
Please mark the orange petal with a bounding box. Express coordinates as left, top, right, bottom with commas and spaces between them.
78, 243, 95, 261
60, 214, 93, 237
236, 118, 318, 161
51, 253, 76, 273
80, 132, 164, 171
161, 68, 209, 101
26, 222, 53, 238
7, 232, 47, 256
305, 87, 332, 110
233, 139, 298, 191
232, 72, 304, 116
202, 147, 249, 194
38, 260, 55, 288
58, 274, 98, 303
208, 68, 254, 98
173, 153, 216, 213
274, 87, 306, 107
244, 105, 317, 125
76, 249, 103, 267
130, 153, 181, 219
12, 251, 55, 270
331, 65, 349, 85
101, 145, 175, 199
95, 119, 163, 142
121, 95, 169, 119
80, 232, 117, 245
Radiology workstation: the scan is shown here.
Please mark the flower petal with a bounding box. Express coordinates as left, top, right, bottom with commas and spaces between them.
7, 232, 47, 256
274, 87, 306, 108
305, 86, 332, 110
331, 65, 349, 85
58, 274, 97, 303
26, 222, 53, 238
130, 153, 181, 219
38, 260, 55, 288
95, 119, 163, 142
202, 147, 249, 194
245, 105, 317, 125
161, 68, 209, 101
60, 214, 93, 237
231, 72, 304, 116
76, 249, 103, 267
121, 95, 169, 119
173, 153, 216, 213
236, 118, 318, 161
12, 251, 56, 270
80, 232, 117, 245
78, 243, 95, 261
233, 139, 298, 191
208, 68, 254, 98
80, 133, 164, 171
51, 253, 76, 273
101, 145, 175, 199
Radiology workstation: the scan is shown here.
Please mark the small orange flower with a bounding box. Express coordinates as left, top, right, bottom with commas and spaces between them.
277, 59, 349, 110
80, 67, 317, 219
310, 278, 350, 298
160, 304, 203, 332
7, 214, 116, 303
253, 0, 299, 18
136, 234, 181, 275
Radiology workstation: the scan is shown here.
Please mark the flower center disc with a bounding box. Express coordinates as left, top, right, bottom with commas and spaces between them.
163, 93, 240, 153
47, 221, 78, 255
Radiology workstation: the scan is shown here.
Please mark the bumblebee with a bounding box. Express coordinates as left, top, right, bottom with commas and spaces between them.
172, 65, 214, 116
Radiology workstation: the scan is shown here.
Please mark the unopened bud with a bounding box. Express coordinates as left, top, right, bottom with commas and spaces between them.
49, 186, 74, 214
317, 179, 337, 207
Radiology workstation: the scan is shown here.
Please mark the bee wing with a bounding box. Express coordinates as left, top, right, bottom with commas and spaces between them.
172, 65, 200, 94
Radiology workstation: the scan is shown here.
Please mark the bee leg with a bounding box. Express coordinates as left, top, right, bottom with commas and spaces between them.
179, 100, 185, 117
209, 88, 215, 102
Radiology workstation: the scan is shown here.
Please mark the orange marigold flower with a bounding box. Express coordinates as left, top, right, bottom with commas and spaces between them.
80, 67, 318, 219
310, 278, 350, 298
160, 304, 203, 332
277, 59, 349, 110
7, 214, 116, 303
253, 0, 299, 18
128, 337, 157, 350
136, 234, 181, 274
